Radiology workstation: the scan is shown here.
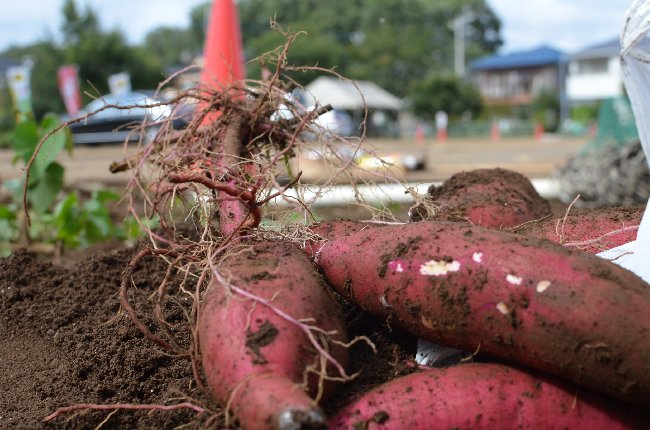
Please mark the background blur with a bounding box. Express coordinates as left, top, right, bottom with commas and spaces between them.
0, 0, 638, 142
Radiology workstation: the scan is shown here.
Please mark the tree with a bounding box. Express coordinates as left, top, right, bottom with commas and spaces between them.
189, 2, 210, 48
532, 90, 560, 132
61, 0, 100, 46
142, 2, 209, 71
60, 0, 161, 100
410, 74, 483, 121
144, 27, 195, 71
237, 0, 502, 114
1, 0, 165, 119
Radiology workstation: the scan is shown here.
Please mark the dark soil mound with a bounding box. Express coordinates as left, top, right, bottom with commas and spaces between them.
411, 168, 551, 228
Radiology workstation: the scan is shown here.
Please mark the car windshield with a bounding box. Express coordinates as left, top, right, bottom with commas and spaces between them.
81, 93, 169, 120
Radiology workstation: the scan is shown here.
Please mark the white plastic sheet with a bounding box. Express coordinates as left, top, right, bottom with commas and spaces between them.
600, 0, 650, 283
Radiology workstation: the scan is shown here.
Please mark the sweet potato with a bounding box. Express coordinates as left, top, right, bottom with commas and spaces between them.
410, 168, 551, 228
199, 241, 348, 430
330, 363, 648, 429
308, 221, 650, 405
512, 205, 644, 254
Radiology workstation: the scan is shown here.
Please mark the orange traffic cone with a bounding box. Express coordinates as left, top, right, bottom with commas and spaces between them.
490, 120, 501, 142
200, 0, 247, 236
201, 0, 245, 90
534, 122, 544, 142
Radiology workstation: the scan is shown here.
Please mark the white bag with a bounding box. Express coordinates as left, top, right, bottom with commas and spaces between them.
600, 0, 650, 283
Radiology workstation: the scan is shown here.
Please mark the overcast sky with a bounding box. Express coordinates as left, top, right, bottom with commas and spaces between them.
0, 0, 638, 54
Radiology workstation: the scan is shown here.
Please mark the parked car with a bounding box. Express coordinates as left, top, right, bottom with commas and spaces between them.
67, 92, 173, 145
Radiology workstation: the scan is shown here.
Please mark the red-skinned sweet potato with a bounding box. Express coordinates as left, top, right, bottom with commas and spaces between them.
199, 241, 348, 430
410, 168, 551, 228
512, 205, 644, 254
308, 221, 650, 406
330, 363, 648, 429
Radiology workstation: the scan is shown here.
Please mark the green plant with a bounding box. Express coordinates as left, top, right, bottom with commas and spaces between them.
570, 102, 600, 124
410, 74, 484, 121
0, 115, 139, 256
532, 90, 560, 132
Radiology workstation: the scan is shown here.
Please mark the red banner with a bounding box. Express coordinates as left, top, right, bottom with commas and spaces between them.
57, 65, 82, 116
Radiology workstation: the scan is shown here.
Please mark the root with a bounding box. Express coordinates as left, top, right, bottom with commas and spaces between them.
43, 402, 207, 423
556, 194, 581, 243
120, 247, 193, 355
562, 225, 639, 248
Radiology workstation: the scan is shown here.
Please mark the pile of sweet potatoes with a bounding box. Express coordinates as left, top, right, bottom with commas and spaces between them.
193, 168, 650, 429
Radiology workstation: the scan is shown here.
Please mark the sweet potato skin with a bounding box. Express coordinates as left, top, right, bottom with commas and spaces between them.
200, 241, 348, 430
330, 363, 648, 429
512, 205, 644, 254
310, 221, 650, 405
410, 168, 551, 228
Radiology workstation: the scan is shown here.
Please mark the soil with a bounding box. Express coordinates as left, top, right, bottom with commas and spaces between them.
0, 245, 416, 429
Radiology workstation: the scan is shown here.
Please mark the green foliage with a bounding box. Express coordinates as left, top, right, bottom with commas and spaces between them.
61, 0, 100, 45
532, 90, 560, 132
571, 103, 600, 124
410, 74, 484, 120
144, 27, 195, 68
1, 0, 162, 118
11, 114, 72, 211
233, 0, 502, 121
189, 3, 210, 48
238, 0, 502, 103
59, 0, 162, 98
51, 190, 120, 248
0, 0, 502, 121
0, 115, 136, 255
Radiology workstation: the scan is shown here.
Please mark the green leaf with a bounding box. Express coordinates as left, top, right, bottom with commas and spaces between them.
32, 115, 69, 180
83, 192, 116, 241
52, 192, 82, 247
0, 204, 18, 242
93, 190, 120, 204
121, 215, 141, 239
85, 213, 113, 240
11, 119, 39, 166
29, 162, 65, 213
0, 204, 16, 221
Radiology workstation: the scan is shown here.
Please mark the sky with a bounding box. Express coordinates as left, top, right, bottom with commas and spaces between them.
489, 0, 634, 52
0, 0, 639, 54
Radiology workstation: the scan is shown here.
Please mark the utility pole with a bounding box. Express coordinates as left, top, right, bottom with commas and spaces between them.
451, 8, 474, 78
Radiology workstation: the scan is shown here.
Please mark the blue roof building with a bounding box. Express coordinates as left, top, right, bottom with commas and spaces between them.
470, 46, 567, 111
471, 46, 565, 71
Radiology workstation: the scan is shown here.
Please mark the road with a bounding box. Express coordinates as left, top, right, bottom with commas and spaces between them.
0, 136, 587, 190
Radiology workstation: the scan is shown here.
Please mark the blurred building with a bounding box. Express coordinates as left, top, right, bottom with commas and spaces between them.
566, 37, 650, 105
302, 76, 405, 138
470, 46, 566, 107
